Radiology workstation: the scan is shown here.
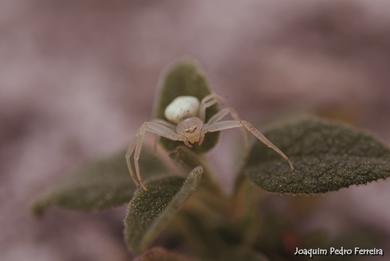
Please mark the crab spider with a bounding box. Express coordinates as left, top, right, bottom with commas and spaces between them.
126, 94, 294, 190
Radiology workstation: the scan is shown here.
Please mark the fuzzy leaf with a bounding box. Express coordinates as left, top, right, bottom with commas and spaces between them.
170, 146, 222, 193
154, 60, 219, 152
243, 116, 390, 193
134, 247, 199, 261
124, 166, 203, 253
32, 149, 166, 216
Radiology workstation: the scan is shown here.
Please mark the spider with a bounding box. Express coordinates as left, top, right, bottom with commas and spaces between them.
126, 94, 293, 190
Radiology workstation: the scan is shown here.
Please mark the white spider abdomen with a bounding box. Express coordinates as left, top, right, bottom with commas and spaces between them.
164, 96, 200, 123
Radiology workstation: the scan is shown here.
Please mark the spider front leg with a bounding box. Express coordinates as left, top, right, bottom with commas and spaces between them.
151, 119, 177, 152
126, 121, 184, 190
205, 107, 249, 147
204, 120, 294, 170
199, 94, 249, 145
199, 94, 227, 121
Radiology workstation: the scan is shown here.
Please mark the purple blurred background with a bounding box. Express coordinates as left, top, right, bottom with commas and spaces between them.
2, 0, 390, 260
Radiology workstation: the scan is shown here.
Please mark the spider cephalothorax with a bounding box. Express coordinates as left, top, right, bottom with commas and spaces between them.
126, 94, 293, 190
176, 117, 205, 146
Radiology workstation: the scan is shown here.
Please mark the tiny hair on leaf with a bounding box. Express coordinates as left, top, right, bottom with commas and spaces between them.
243, 116, 390, 193
124, 166, 203, 253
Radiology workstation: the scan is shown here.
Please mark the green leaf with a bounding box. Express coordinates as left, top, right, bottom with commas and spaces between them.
154, 60, 219, 153
134, 247, 199, 261
124, 166, 203, 253
243, 116, 390, 193
170, 146, 222, 193
32, 149, 166, 216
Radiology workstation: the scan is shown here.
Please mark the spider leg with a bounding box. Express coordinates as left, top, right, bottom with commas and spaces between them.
207, 108, 235, 124
184, 140, 193, 147
126, 142, 139, 187
204, 120, 294, 170
199, 94, 249, 147
126, 121, 184, 190
199, 94, 226, 121
206, 107, 249, 147
152, 119, 176, 129
150, 119, 176, 152
201, 93, 226, 105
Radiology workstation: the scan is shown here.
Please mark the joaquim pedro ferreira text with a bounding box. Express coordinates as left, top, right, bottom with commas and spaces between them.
294, 246, 383, 258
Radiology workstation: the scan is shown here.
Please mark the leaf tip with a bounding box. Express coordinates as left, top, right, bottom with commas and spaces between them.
191, 165, 204, 177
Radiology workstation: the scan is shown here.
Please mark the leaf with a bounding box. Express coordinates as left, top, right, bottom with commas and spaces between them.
124, 166, 203, 253
32, 149, 166, 216
243, 116, 390, 193
170, 146, 222, 193
154, 60, 219, 153
169, 146, 229, 228
134, 247, 199, 261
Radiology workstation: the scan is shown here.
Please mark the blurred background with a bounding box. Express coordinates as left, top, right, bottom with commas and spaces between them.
2, 0, 390, 260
